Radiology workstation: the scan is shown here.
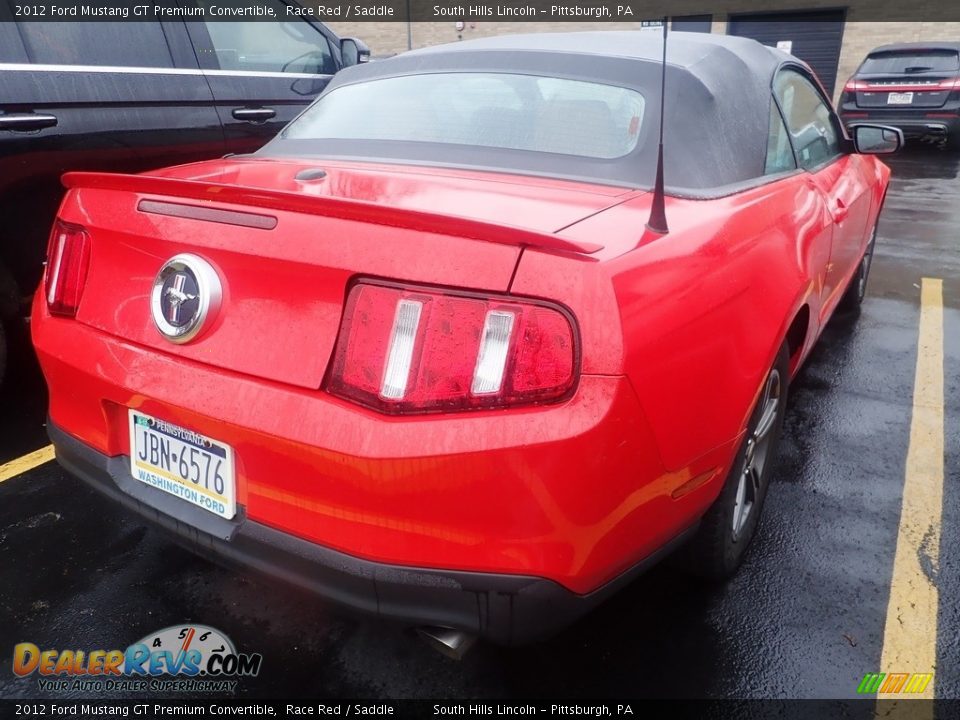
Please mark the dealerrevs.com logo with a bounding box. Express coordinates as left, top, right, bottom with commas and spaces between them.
12, 625, 262, 693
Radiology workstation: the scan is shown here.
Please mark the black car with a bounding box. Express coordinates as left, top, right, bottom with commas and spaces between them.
0, 6, 368, 384
838, 42, 960, 149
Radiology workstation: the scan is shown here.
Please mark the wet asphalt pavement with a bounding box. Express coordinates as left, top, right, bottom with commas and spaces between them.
0, 146, 957, 702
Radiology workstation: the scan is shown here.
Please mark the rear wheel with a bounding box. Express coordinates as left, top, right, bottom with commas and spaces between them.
679, 343, 789, 580
839, 224, 877, 312
0, 320, 6, 389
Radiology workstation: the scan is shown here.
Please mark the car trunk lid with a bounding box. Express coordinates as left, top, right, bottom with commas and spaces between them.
853, 50, 960, 109
59, 163, 619, 390
151, 157, 634, 231
854, 75, 956, 109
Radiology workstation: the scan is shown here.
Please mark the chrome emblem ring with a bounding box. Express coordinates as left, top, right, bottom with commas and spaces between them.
151, 254, 222, 344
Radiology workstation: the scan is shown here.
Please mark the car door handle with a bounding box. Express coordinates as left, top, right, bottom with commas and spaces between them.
0, 113, 58, 131
231, 108, 276, 123
831, 198, 849, 223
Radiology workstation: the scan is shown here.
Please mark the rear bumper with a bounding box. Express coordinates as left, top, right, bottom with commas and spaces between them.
34, 307, 728, 596
50, 421, 696, 644
840, 111, 960, 139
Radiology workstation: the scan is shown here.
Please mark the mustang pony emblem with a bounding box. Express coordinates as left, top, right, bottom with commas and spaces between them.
150, 254, 222, 344
163, 273, 199, 325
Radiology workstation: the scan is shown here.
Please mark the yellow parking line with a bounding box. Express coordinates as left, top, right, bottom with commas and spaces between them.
879, 277, 944, 706
0, 444, 56, 483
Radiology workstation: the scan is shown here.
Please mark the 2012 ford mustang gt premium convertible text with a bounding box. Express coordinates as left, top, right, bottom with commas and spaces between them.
33, 31, 900, 646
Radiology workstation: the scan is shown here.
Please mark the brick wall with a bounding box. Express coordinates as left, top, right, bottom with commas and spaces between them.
327, 19, 960, 104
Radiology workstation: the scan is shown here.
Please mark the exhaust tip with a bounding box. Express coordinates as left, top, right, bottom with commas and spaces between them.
416, 626, 477, 660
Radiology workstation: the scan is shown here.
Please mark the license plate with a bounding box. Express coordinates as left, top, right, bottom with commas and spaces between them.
887, 92, 914, 105
128, 410, 236, 519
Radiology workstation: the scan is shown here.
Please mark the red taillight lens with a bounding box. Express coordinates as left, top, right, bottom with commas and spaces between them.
44, 220, 90, 317
844, 79, 867, 92
327, 282, 578, 414
939, 77, 960, 90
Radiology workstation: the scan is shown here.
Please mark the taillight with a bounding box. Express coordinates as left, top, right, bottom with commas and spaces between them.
327, 281, 578, 414
44, 220, 90, 317
938, 77, 960, 90
844, 79, 867, 92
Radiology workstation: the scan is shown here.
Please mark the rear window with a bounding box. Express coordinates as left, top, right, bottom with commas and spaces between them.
283, 72, 646, 161
860, 50, 960, 74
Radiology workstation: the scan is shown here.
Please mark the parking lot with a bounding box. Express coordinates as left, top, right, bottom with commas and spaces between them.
0, 146, 957, 701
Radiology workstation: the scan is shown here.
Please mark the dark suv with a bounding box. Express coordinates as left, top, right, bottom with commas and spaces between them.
838, 42, 960, 149
0, 7, 368, 384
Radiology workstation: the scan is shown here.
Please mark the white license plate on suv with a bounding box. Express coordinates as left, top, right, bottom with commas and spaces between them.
887, 92, 914, 105
128, 409, 236, 519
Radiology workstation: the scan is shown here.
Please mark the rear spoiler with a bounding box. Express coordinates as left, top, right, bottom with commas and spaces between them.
62, 172, 603, 256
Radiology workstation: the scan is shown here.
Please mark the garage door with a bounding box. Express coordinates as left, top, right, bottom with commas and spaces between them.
728, 11, 846, 97
672, 15, 712, 33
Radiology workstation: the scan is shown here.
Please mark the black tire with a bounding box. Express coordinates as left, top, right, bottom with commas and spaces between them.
946, 132, 960, 152
0, 320, 6, 390
679, 343, 789, 580
838, 223, 877, 313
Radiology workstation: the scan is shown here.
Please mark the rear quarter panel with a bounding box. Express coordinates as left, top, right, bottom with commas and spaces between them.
870, 156, 893, 215
513, 173, 834, 474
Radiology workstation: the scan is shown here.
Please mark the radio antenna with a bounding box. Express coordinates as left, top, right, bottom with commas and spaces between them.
645, 17, 670, 235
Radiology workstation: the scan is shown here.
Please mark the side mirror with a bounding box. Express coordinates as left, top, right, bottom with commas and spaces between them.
852, 124, 903, 155
340, 38, 371, 68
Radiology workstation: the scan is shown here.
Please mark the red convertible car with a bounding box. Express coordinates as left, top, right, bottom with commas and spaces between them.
33, 32, 899, 648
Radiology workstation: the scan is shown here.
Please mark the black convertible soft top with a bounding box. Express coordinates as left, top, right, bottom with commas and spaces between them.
262, 32, 800, 194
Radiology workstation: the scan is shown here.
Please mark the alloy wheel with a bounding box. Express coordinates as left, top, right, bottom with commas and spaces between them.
731, 368, 782, 541
857, 227, 877, 300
